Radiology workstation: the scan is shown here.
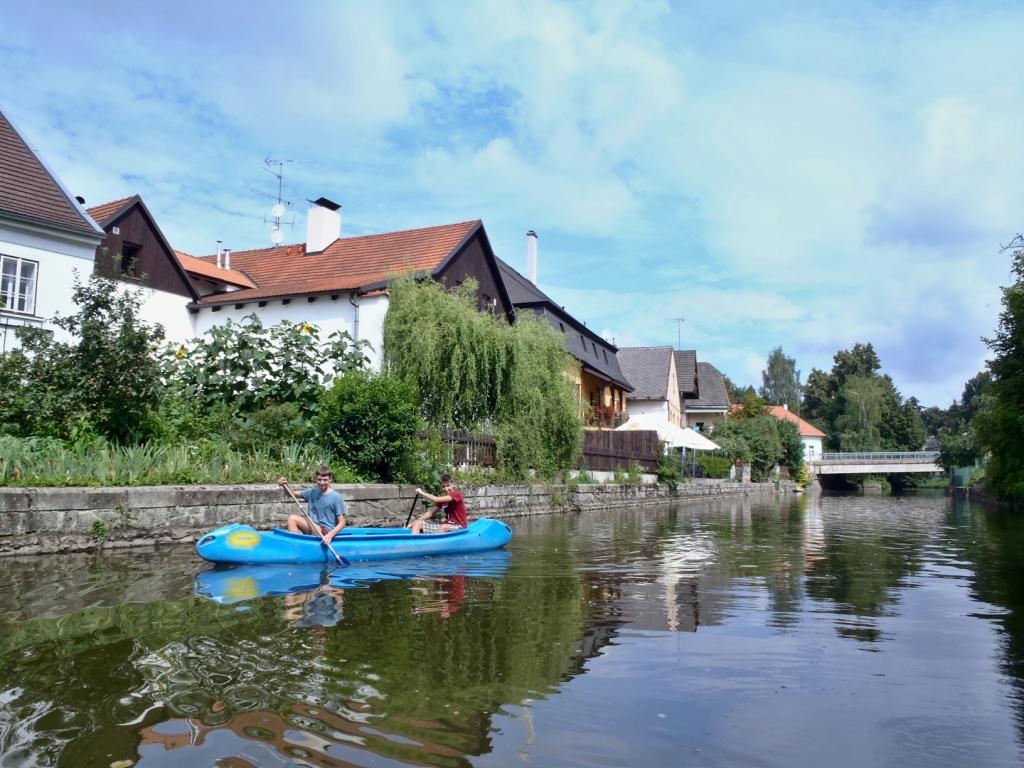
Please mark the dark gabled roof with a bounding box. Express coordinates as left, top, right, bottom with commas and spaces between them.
675, 349, 697, 396
0, 109, 102, 237
86, 194, 200, 301
618, 346, 675, 400
496, 258, 631, 391
687, 361, 730, 411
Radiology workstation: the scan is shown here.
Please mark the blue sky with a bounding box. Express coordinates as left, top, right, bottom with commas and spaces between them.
3, 0, 1022, 407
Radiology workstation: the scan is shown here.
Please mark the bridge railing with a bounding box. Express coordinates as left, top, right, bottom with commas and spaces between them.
812, 451, 940, 463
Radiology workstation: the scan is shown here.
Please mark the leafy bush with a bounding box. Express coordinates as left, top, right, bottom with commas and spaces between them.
656, 452, 678, 491
165, 314, 368, 425
317, 370, 422, 482
0, 270, 165, 443
696, 454, 732, 479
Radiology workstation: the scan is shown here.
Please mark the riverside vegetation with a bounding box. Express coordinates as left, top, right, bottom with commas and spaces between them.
0, 269, 584, 488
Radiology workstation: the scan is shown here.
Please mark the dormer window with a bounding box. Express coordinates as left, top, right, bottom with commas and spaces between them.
120, 242, 141, 276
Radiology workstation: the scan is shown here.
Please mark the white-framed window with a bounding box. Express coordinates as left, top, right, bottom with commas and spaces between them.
0, 254, 38, 315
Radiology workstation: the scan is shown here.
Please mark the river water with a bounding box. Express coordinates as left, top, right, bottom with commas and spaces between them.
1, 491, 1022, 767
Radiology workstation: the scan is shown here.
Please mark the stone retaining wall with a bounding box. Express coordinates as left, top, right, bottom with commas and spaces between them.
0, 479, 784, 556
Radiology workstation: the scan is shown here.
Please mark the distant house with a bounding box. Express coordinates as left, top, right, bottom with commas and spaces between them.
496, 255, 632, 428
0, 108, 104, 352
187, 200, 513, 368
618, 346, 684, 427
675, 350, 730, 432
767, 405, 826, 461
86, 195, 199, 341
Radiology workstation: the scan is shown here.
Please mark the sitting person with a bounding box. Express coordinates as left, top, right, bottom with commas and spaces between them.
411, 474, 468, 534
277, 465, 347, 544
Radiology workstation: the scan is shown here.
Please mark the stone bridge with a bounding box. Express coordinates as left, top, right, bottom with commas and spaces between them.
808, 451, 942, 476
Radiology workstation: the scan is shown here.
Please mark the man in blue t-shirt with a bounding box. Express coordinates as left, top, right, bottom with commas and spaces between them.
277, 465, 347, 544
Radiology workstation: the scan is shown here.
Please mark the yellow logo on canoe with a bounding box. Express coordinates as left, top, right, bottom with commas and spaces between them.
227, 529, 261, 549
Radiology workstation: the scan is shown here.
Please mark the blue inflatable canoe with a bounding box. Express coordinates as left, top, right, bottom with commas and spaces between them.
195, 518, 513, 565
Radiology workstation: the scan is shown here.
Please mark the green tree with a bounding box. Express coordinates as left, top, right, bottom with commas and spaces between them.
0, 270, 164, 442
383, 275, 582, 479
800, 367, 834, 433
879, 387, 927, 451
835, 375, 885, 451
778, 418, 805, 477
974, 235, 1024, 501
759, 346, 802, 412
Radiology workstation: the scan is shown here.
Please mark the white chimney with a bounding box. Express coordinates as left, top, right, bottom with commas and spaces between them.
526, 229, 538, 284
783, 403, 789, 411
306, 197, 342, 254
223, 248, 231, 271
216, 240, 223, 269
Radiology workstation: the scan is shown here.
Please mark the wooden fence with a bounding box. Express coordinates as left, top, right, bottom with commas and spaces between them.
434, 429, 660, 473
579, 429, 660, 472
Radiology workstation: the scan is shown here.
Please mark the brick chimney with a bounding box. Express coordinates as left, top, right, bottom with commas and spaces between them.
306, 197, 341, 254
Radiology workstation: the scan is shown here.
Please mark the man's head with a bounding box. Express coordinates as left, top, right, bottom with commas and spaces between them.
441, 473, 454, 493
315, 465, 333, 491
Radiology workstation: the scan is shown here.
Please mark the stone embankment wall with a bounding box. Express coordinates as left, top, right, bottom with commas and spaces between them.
0, 480, 783, 556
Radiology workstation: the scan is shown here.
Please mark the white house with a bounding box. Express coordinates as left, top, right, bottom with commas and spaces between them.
186, 199, 514, 368
767, 405, 826, 461
0, 108, 104, 352
675, 351, 731, 433
617, 346, 684, 427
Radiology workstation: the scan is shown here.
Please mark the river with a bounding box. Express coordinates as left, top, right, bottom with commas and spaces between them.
1, 491, 1022, 767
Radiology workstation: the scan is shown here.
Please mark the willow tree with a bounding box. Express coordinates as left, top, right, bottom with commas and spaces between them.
382, 275, 582, 478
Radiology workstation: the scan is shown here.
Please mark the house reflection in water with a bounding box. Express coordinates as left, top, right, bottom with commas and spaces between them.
136, 701, 463, 766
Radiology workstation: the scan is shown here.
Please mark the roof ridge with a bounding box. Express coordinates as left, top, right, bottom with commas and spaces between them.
192, 220, 481, 260
86, 194, 136, 214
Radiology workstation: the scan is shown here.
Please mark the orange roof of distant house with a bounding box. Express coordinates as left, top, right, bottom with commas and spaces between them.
767, 406, 826, 437
191, 220, 481, 305
176, 251, 257, 289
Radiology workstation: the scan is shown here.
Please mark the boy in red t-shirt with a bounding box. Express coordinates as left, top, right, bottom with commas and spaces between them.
411, 474, 468, 534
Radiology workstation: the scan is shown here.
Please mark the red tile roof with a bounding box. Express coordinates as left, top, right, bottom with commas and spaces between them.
193, 220, 480, 304
86, 195, 136, 226
767, 406, 826, 437
0, 109, 101, 236
176, 251, 257, 289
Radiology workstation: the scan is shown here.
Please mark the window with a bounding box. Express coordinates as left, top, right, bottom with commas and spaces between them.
603, 349, 609, 363
592, 341, 598, 355
559, 322, 565, 333
120, 242, 141, 276
0, 254, 38, 314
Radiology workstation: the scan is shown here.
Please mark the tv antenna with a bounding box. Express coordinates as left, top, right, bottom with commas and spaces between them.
676, 318, 685, 349
247, 158, 298, 245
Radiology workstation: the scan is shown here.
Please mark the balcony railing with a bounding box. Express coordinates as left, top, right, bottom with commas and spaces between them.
586, 403, 628, 429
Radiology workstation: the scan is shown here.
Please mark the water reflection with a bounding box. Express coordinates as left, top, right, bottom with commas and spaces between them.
2, 494, 1024, 766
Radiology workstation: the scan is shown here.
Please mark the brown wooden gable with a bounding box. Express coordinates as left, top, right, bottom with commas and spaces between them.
89, 196, 197, 300
433, 223, 514, 323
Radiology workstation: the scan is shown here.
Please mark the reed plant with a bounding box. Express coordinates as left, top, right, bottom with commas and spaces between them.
0, 436, 356, 487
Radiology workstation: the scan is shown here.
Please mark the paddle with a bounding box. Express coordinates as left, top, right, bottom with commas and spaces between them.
282, 482, 348, 566
403, 494, 422, 528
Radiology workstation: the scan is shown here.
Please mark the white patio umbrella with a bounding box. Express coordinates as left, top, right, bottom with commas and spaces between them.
615, 415, 719, 450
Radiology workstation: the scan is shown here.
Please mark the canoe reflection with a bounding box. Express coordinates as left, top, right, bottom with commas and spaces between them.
194, 549, 511, 607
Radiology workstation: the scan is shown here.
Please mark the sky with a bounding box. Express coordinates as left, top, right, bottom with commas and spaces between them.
3, 0, 1022, 408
